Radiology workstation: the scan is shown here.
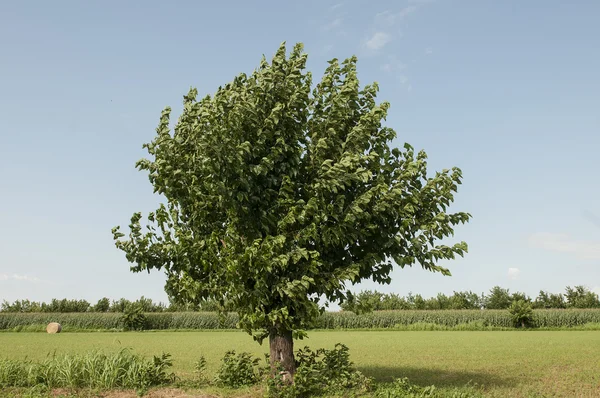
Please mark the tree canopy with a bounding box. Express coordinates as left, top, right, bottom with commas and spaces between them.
112, 42, 470, 375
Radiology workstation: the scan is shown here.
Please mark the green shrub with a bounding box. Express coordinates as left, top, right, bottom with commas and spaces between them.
194, 355, 209, 384
121, 305, 147, 331
269, 343, 372, 397
509, 300, 533, 328
214, 351, 261, 388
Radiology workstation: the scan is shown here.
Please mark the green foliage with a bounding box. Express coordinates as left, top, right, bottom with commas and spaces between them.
112, 42, 470, 341
564, 285, 600, 308
121, 305, 148, 331
374, 378, 483, 398
93, 297, 111, 312
0, 299, 90, 313
484, 286, 512, 310
214, 351, 261, 388
193, 355, 209, 384
509, 300, 533, 328
533, 290, 566, 309
0, 349, 175, 389
267, 343, 372, 397
341, 290, 483, 312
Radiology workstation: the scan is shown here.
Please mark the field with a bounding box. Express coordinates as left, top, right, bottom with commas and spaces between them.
2, 330, 600, 397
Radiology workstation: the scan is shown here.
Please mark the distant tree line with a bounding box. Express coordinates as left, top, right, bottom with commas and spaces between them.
0, 296, 226, 313
340, 285, 600, 312
2, 285, 598, 313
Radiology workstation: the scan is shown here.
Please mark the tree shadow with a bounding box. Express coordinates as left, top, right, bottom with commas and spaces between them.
358, 365, 518, 389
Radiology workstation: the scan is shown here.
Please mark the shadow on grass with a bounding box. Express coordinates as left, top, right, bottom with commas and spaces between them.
358, 365, 517, 389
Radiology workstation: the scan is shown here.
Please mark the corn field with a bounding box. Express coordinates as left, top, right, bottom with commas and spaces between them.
1, 309, 600, 331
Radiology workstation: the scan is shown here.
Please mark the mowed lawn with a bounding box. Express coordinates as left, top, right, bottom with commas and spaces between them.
2, 331, 600, 397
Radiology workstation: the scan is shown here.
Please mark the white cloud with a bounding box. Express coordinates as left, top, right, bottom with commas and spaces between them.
330, 3, 343, 11
365, 32, 391, 50
425, 47, 433, 55
528, 232, 600, 260
508, 268, 521, 280
0, 274, 40, 282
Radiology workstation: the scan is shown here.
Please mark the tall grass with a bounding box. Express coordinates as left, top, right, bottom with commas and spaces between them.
2, 309, 600, 331
0, 349, 175, 389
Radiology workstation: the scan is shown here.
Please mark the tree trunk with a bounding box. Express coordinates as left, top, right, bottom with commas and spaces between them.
269, 329, 295, 383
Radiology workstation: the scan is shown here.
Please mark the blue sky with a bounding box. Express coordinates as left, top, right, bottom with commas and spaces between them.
1, 0, 599, 305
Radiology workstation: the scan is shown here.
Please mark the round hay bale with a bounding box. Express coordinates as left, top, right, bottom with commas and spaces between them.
46, 322, 62, 334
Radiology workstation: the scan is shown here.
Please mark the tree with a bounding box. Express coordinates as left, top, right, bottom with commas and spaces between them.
510, 291, 531, 303
112, 43, 470, 380
565, 286, 600, 308
533, 290, 565, 309
93, 297, 110, 312
485, 286, 512, 309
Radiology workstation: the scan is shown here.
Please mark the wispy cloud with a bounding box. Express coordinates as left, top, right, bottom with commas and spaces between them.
375, 7, 417, 26
425, 47, 433, 55
508, 268, 521, 280
381, 56, 412, 90
0, 274, 41, 282
330, 3, 343, 11
364, 32, 391, 51
381, 56, 406, 73
528, 232, 600, 260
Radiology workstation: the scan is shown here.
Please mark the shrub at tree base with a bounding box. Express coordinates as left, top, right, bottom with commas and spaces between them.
269, 343, 373, 397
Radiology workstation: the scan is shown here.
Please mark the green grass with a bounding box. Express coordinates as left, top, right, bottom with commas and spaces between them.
1, 331, 599, 397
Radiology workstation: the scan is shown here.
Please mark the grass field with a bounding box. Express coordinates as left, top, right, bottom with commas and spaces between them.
2, 330, 600, 397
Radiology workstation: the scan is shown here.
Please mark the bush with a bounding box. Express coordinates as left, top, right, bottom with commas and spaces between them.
509, 300, 533, 328
214, 351, 261, 388
121, 305, 148, 331
269, 343, 372, 397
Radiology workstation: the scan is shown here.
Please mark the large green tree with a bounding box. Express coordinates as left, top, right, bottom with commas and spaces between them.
112, 43, 470, 379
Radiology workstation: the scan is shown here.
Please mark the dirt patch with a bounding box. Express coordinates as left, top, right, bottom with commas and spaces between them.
50, 388, 217, 398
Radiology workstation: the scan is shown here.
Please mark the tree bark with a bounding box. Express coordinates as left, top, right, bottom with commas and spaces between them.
269, 329, 295, 383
